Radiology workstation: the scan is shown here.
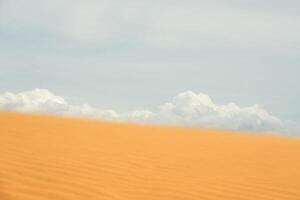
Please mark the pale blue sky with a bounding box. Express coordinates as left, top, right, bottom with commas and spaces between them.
0, 0, 299, 132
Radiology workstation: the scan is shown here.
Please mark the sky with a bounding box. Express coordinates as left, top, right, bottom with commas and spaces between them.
0, 0, 299, 135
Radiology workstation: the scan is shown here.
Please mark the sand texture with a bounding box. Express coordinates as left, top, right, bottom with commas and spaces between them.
0, 112, 300, 200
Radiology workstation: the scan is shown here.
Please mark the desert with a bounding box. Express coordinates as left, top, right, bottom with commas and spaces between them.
1, 112, 299, 200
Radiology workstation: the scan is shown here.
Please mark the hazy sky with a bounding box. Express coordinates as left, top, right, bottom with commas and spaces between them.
0, 1, 299, 133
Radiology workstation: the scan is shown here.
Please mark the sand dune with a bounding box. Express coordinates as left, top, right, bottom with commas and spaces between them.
0, 112, 300, 200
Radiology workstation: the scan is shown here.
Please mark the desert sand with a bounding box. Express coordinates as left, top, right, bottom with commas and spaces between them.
0, 112, 300, 200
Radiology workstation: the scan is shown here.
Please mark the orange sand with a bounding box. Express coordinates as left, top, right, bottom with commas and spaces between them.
0, 112, 300, 200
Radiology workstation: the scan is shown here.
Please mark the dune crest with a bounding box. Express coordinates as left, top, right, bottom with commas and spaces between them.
1, 112, 300, 200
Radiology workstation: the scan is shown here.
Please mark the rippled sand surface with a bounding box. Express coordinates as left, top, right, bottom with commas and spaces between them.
1, 112, 300, 200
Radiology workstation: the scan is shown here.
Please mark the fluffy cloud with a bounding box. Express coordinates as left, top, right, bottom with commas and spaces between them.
153, 92, 283, 132
0, 89, 119, 120
0, 89, 284, 133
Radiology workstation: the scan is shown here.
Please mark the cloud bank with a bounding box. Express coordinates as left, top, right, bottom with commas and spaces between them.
0, 89, 284, 133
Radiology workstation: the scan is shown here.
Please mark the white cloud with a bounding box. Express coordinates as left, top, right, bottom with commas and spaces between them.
152, 91, 283, 132
0, 89, 119, 120
0, 89, 284, 133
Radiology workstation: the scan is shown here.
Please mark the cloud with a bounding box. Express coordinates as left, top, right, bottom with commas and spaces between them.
0, 89, 284, 133
152, 91, 283, 132
0, 89, 119, 120
1, 0, 299, 52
